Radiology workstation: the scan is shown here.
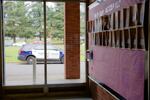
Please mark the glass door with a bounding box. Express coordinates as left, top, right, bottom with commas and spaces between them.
3, 0, 45, 86
2, 0, 86, 87
46, 2, 86, 84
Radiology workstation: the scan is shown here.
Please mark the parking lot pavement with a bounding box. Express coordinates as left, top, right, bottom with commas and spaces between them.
5, 62, 85, 86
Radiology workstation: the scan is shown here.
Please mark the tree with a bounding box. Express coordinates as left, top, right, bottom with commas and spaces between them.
80, 3, 86, 37
4, 1, 34, 43
28, 2, 44, 41
46, 4, 55, 41
4, 1, 18, 43
46, 3, 64, 41
3, 2, 85, 43
52, 3, 64, 40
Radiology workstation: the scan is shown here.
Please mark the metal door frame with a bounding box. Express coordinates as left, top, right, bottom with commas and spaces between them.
0, 0, 88, 97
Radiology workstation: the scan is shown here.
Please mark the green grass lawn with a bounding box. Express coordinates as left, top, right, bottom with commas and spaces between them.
5, 43, 85, 63
80, 43, 85, 61
5, 46, 21, 63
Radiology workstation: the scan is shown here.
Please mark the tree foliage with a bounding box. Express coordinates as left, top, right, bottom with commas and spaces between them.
3, 1, 85, 43
4, 2, 29, 42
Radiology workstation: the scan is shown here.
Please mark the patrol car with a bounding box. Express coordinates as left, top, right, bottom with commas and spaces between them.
18, 44, 64, 64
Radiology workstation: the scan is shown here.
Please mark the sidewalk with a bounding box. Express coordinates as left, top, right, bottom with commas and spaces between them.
5, 62, 85, 86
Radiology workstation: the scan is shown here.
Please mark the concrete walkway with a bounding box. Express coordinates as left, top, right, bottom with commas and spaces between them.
5, 62, 85, 86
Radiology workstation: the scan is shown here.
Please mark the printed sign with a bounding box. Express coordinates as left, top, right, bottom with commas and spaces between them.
89, 0, 144, 20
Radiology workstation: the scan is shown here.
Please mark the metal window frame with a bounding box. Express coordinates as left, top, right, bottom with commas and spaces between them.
0, 0, 89, 97
0, 0, 4, 88
85, 0, 89, 92
144, 0, 149, 99
148, 0, 150, 99
3, 0, 87, 2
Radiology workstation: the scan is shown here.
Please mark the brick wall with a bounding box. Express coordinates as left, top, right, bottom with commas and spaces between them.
64, 2, 80, 79
89, 80, 117, 100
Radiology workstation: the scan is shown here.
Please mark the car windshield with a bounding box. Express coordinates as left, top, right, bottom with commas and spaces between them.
21, 44, 34, 51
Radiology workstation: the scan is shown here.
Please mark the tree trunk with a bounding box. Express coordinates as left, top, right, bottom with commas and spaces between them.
39, 32, 42, 41
39, 35, 41, 41
13, 35, 16, 43
25, 37, 27, 42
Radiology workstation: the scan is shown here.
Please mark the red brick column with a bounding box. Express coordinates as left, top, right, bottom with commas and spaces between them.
64, 2, 80, 79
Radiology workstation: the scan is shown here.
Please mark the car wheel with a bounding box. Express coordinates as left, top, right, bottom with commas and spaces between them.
27, 56, 36, 64
61, 57, 64, 64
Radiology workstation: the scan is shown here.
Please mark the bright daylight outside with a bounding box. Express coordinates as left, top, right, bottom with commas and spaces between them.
4, 1, 86, 86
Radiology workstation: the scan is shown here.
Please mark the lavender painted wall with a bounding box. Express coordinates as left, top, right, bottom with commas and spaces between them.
88, 0, 145, 100
89, 46, 145, 100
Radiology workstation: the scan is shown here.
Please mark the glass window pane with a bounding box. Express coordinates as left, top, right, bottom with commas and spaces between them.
46, 2, 86, 84
4, 1, 44, 86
